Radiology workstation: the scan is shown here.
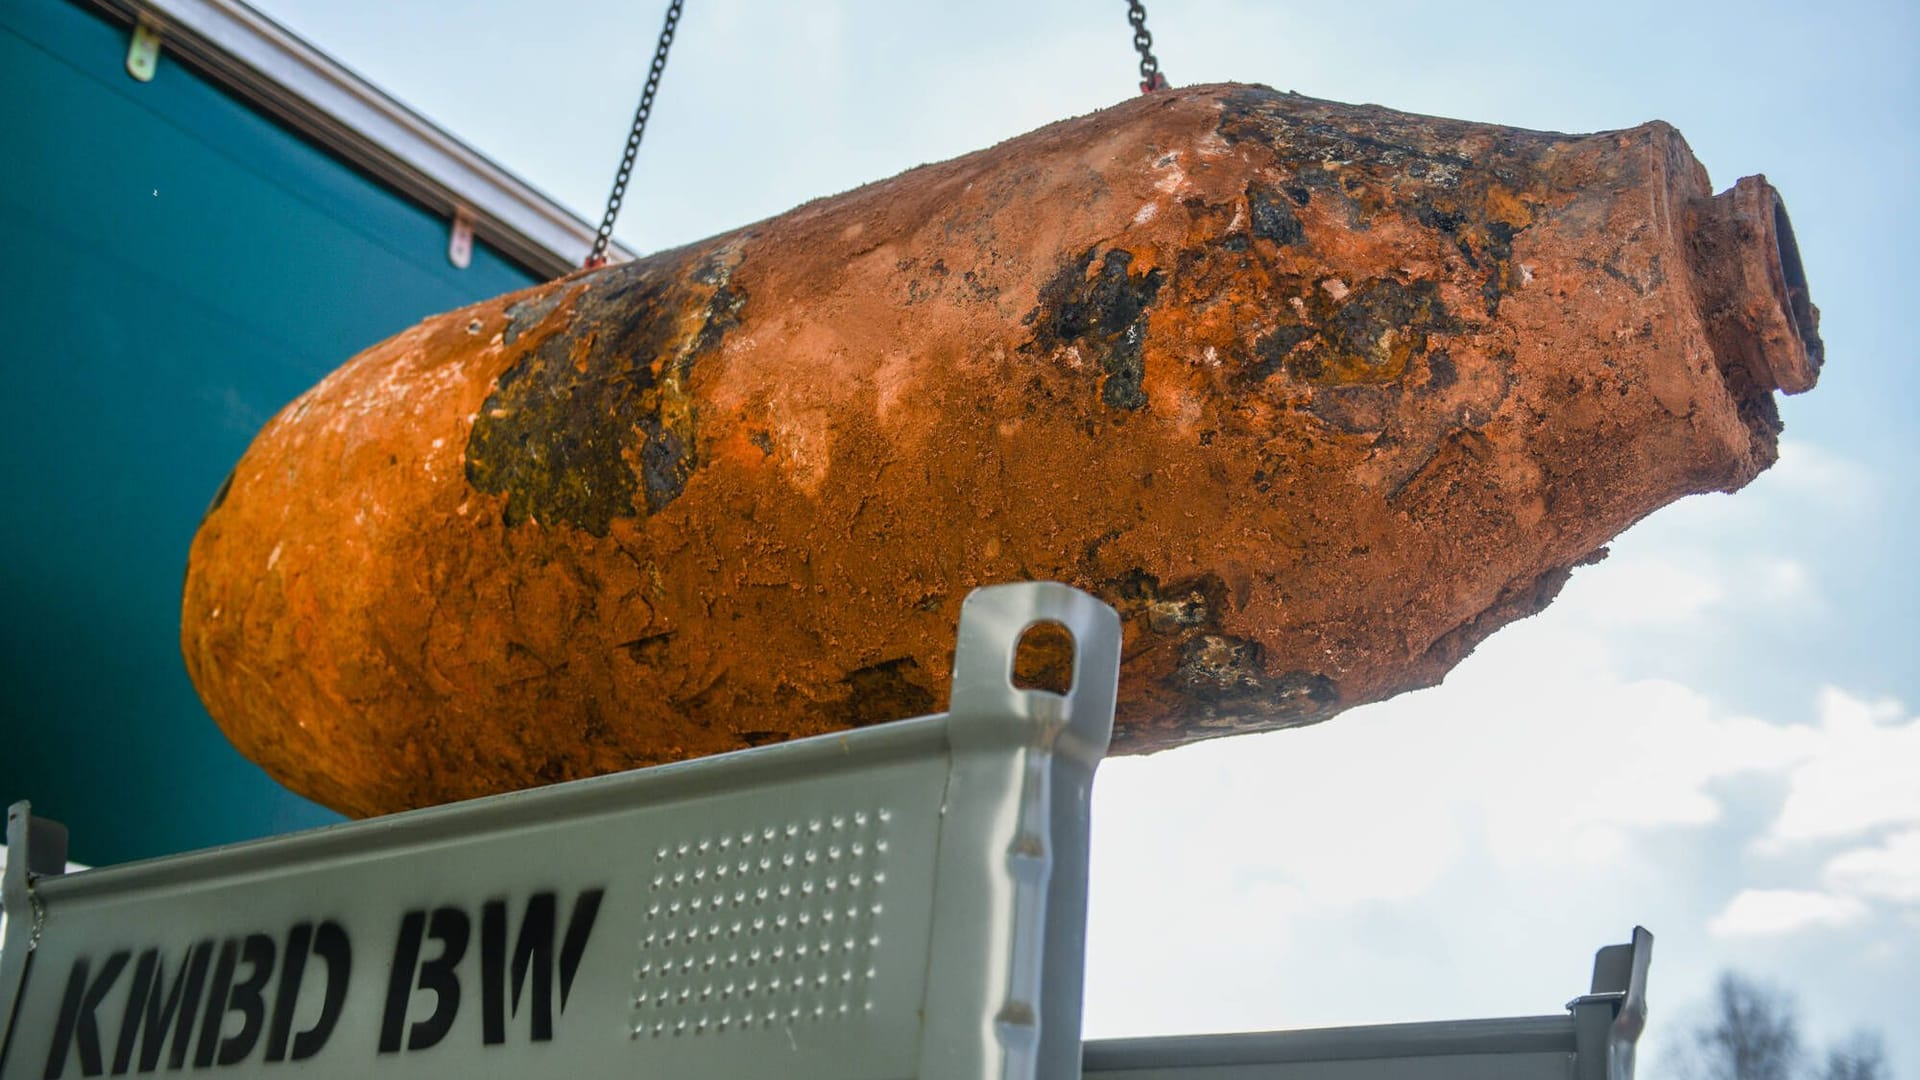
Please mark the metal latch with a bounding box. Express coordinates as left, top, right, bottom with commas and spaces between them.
448, 208, 476, 269
126, 16, 162, 82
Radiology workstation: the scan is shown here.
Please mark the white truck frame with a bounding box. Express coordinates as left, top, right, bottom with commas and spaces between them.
0, 583, 1649, 1079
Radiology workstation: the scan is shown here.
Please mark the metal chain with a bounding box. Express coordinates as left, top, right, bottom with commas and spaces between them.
1126, 0, 1169, 93
586, 0, 685, 268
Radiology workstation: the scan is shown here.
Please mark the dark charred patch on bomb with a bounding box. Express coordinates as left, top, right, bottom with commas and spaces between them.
1412, 189, 1534, 315
1213, 86, 1286, 147
1106, 569, 1233, 635
1217, 88, 1477, 181
1240, 322, 1313, 385
636, 417, 693, 507
1170, 632, 1341, 724
1218, 86, 1542, 304
1247, 183, 1306, 246
1099, 569, 1340, 721
1221, 94, 1499, 201
1312, 278, 1451, 383
466, 247, 747, 536
1415, 203, 1470, 236
1024, 247, 1165, 410
1274, 670, 1340, 710
691, 283, 746, 356
1175, 634, 1264, 696
1478, 219, 1522, 314
1240, 278, 1453, 389
842, 657, 937, 726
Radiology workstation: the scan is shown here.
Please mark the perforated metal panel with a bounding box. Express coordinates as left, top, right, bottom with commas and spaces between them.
631, 805, 893, 1039
0, 582, 1121, 1080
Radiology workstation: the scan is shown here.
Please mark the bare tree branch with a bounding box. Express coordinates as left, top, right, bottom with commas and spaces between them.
1676, 972, 1889, 1080
1681, 973, 1802, 1080
1820, 1031, 1889, 1080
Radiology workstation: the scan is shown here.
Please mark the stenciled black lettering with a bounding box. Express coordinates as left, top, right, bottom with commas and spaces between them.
480, 889, 605, 1044
43, 951, 129, 1080
192, 940, 240, 1068
379, 911, 426, 1054
377, 907, 469, 1053
54, 924, 344, 1076
480, 900, 509, 1044
290, 921, 351, 1061
480, 896, 547, 1043
408, 908, 469, 1051
109, 941, 212, 1075
213, 934, 275, 1065
262, 924, 311, 1063
556, 889, 603, 1012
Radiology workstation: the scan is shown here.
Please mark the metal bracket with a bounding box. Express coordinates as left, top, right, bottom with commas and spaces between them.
448, 207, 476, 269
918, 583, 1121, 1080
126, 16, 162, 82
1569, 926, 1653, 1080
0, 801, 68, 1073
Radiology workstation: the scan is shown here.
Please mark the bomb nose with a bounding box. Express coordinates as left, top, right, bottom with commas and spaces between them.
1691, 175, 1824, 397
1767, 189, 1824, 389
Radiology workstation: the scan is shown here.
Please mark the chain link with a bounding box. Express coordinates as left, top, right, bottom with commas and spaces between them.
1126, 0, 1168, 93
587, 0, 685, 268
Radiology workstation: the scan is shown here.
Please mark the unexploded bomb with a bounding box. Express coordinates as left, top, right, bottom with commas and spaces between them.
183, 84, 1822, 817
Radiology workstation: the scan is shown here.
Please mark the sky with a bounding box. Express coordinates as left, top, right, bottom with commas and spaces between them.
230, 0, 1920, 1074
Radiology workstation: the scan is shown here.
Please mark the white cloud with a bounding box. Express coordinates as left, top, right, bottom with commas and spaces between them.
1617, 440, 1876, 540
1083, 610, 1914, 1036
1707, 889, 1868, 937
1556, 550, 1822, 632
1748, 556, 1817, 608
1315, 621, 1816, 869
1764, 440, 1878, 509
1766, 688, 1920, 845
1089, 616, 1920, 1041
1089, 614, 1813, 953
1091, 601, 1916, 924
1559, 556, 1726, 628
1824, 828, 1920, 903
1694, 686, 1920, 927
1539, 439, 1866, 640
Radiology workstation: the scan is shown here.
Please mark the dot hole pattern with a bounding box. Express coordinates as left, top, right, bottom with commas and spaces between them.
630, 807, 892, 1039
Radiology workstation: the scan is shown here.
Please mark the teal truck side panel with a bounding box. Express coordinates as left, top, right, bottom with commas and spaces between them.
0, 0, 541, 865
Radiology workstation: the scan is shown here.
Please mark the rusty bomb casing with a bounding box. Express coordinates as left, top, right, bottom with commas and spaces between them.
183, 84, 1823, 817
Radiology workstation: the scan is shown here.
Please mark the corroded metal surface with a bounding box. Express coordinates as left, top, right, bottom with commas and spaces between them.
182, 84, 1822, 817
